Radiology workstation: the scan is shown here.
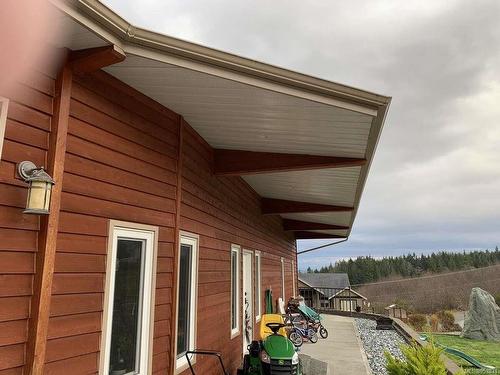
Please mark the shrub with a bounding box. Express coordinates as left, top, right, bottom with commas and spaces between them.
440, 291, 462, 311
436, 310, 455, 332
408, 314, 427, 331
430, 314, 439, 332
495, 293, 500, 307
422, 324, 432, 332
385, 340, 464, 375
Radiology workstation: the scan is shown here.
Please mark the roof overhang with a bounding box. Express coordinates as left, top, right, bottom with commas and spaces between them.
328, 287, 368, 300
297, 278, 326, 296
50, 0, 391, 241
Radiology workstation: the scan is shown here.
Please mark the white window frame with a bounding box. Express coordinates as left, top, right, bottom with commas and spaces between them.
281, 257, 285, 302
100, 221, 159, 375
175, 231, 199, 373
230, 244, 240, 338
292, 260, 296, 297
255, 251, 262, 322
0, 97, 9, 160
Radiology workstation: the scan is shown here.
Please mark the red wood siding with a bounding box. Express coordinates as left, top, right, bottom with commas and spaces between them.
179, 125, 296, 375
43, 72, 179, 375
0, 67, 297, 375
0, 69, 54, 374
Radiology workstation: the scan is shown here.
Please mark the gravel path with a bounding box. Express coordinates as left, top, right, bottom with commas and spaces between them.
355, 318, 406, 375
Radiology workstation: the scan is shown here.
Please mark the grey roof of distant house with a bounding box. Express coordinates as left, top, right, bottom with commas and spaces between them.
298, 273, 351, 289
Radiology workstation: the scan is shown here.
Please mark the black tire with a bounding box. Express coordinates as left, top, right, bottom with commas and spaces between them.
319, 326, 328, 339
289, 329, 303, 347
309, 331, 318, 343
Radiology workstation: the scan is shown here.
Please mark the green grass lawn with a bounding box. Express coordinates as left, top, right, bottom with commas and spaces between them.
429, 334, 500, 370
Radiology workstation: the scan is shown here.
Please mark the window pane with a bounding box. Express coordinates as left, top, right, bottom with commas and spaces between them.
177, 244, 192, 357
231, 251, 237, 329
110, 239, 144, 374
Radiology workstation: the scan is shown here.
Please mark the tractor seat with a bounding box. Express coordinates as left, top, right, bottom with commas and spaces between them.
259, 314, 287, 340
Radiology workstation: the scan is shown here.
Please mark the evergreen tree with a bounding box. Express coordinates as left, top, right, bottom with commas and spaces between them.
308, 248, 500, 285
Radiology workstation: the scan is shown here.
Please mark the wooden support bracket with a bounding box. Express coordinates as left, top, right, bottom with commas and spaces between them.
262, 198, 354, 214
70, 45, 126, 74
283, 219, 349, 231
213, 149, 366, 176
294, 231, 347, 240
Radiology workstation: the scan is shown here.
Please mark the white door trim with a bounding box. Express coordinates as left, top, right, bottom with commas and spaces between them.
242, 249, 253, 355
100, 220, 158, 375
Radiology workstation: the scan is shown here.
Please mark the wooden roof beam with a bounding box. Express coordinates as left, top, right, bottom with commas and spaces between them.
262, 198, 354, 214
70, 45, 126, 74
283, 219, 349, 231
294, 231, 347, 240
213, 149, 366, 176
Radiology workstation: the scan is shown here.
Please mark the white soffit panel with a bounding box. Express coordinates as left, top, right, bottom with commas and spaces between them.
281, 212, 353, 227
308, 229, 349, 237
308, 229, 348, 237
105, 55, 374, 158
50, 0, 391, 240
52, 12, 108, 50
244, 167, 362, 207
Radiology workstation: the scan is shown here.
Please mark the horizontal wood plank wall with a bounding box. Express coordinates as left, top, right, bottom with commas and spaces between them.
0, 69, 55, 374
180, 124, 296, 375
44, 71, 178, 375
1, 66, 298, 375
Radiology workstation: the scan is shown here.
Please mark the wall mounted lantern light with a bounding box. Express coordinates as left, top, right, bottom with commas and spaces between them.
17, 161, 55, 215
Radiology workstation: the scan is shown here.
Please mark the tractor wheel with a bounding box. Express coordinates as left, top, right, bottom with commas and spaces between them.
289, 330, 303, 347
309, 331, 318, 343
319, 326, 329, 339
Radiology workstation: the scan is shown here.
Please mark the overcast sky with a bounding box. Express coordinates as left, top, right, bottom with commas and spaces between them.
102, 0, 500, 270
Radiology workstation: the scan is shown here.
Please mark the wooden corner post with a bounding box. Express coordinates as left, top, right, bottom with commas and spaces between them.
170, 115, 184, 374
24, 59, 73, 375
23, 44, 125, 374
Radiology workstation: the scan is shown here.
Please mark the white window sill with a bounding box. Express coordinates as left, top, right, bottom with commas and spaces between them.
230, 329, 240, 339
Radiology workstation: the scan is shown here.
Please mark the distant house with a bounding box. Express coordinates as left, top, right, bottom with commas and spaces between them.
298, 273, 350, 308
298, 273, 367, 311
330, 288, 367, 311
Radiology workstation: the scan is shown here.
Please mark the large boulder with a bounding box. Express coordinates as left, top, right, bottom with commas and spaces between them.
461, 287, 500, 341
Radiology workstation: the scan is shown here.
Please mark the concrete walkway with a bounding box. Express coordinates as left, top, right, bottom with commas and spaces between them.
300, 315, 371, 375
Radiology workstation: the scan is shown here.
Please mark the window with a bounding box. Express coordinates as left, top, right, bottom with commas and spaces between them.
101, 222, 158, 375
0, 97, 9, 160
176, 233, 199, 372
281, 257, 285, 302
255, 252, 262, 322
231, 244, 240, 337
292, 260, 296, 297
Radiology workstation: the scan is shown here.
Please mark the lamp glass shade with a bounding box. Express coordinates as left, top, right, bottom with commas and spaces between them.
24, 180, 52, 214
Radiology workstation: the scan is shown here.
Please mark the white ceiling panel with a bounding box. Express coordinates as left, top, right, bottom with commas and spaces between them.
52, 12, 108, 50
307, 230, 350, 237
105, 55, 373, 158
281, 212, 353, 227
244, 167, 362, 207
51, 0, 390, 241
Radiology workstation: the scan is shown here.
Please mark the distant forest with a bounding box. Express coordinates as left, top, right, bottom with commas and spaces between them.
305, 247, 500, 285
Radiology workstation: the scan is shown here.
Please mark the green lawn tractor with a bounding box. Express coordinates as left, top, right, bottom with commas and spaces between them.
238, 314, 302, 375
